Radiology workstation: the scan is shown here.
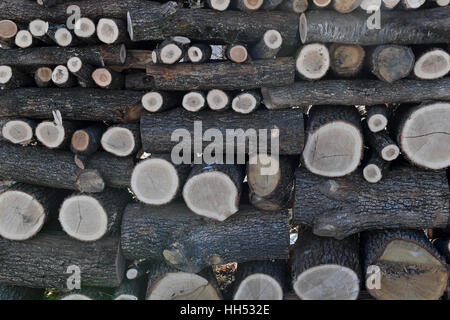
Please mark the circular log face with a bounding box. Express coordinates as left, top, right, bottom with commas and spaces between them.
247, 154, 281, 197
60, 294, 92, 300
67, 57, 82, 73
232, 93, 258, 114
15, 30, 33, 48
403, 0, 425, 8
115, 294, 138, 300
209, 0, 231, 10
160, 44, 183, 64
363, 164, 382, 183
381, 144, 400, 161
188, 46, 205, 63
101, 127, 136, 157
74, 17, 96, 38
293, 264, 360, 300
131, 158, 180, 205
0, 65, 12, 84
263, 30, 282, 50
2, 120, 34, 144
329, 44, 365, 77
147, 272, 221, 300
142, 92, 164, 112
71, 130, 90, 152
367, 114, 388, 133
35, 121, 65, 149
0, 190, 45, 240
182, 92, 205, 112
302, 121, 363, 177
59, 195, 108, 241
371, 46, 415, 83
313, 0, 332, 6
368, 240, 448, 300
243, 0, 264, 10
207, 89, 229, 110
29, 19, 48, 37
399, 102, 450, 170
296, 43, 330, 80
0, 20, 17, 40
228, 45, 248, 63
234, 274, 283, 300
52, 65, 70, 85
414, 49, 450, 80
97, 19, 119, 44
182, 171, 240, 221
55, 28, 73, 47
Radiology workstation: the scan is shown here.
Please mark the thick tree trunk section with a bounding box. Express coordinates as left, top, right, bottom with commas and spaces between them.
101, 123, 141, 157
1, 118, 37, 145
121, 202, 290, 273
97, 18, 127, 45
293, 166, 450, 239
291, 228, 361, 300
0, 143, 105, 193
300, 7, 450, 45
295, 44, 330, 80
182, 91, 206, 112
206, 89, 231, 111
361, 229, 448, 300
368, 45, 415, 83
0, 19, 18, 49
0, 88, 143, 123
261, 78, 450, 109
0, 285, 43, 300
0, 231, 125, 288
35, 119, 78, 149
140, 108, 304, 155
329, 44, 365, 77
231, 90, 261, 114
250, 30, 283, 60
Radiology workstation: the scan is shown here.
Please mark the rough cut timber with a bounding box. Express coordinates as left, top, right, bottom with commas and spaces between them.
28, 19, 54, 45
0, 66, 33, 89
34, 67, 53, 88
361, 229, 448, 300
363, 125, 400, 162
71, 124, 105, 156
302, 105, 363, 178
72, 18, 99, 44
0, 231, 125, 289
0, 20, 18, 48
368, 45, 415, 83
225, 44, 248, 64
279, 0, 309, 12
250, 30, 283, 60
15, 30, 34, 49
97, 18, 127, 45
206, 0, 231, 10
360, 0, 381, 10
140, 108, 305, 155
261, 78, 450, 109
363, 151, 390, 184
101, 123, 141, 157
0, 0, 158, 24
48, 24, 80, 47
142, 57, 295, 91
293, 166, 450, 239
0, 142, 105, 193
332, 0, 362, 12
141, 91, 180, 113
51, 65, 77, 88
233, 260, 288, 300
0, 44, 126, 67
1, 118, 37, 145
299, 7, 450, 45
0, 88, 143, 123
0, 183, 67, 241
329, 44, 365, 77
59, 188, 130, 242
0, 285, 43, 300
67, 57, 95, 88
232, 0, 264, 11
206, 89, 231, 111
231, 91, 261, 114
131, 155, 191, 205
291, 229, 361, 300
182, 163, 245, 221
366, 105, 388, 133
121, 202, 289, 273
414, 48, 450, 80
109, 50, 154, 72
394, 101, 450, 170
127, 3, 298, 46
84, 152, 134, 189
182, 91, 206, 112
295, 43, 330, 80
247, 154, 296, 211
35, 119, 78, 149
114, 278, 146, 300
153, 38, 188, 65
92, 68, 124, 89
187, 43, 212, 64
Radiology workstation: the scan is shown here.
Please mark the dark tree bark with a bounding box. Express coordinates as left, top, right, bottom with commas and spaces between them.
187, 43, 212, 64
71, 124, 106, 156
121, 202, 290, 273
0, 231, 125, 289
67, 57, 95, 88
0, 285, 43, 300
0, 66, 33, 89
433, 238, 450, 262
140, 108, 305, 155
109, 50, 154, 72
141, 91, 180, 113
86, 152, 135, 189
293, 166, 450, 239
114, 278, 147, 300
0, 88, 143, 123
363, 123, 400, 162
261, 78, 450, 109
231, 90, 261, 114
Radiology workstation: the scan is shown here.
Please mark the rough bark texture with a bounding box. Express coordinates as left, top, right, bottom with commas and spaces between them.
363, 123, 399, 161
261, 78, 450, 109
0, 88, 143, 123
71, 124, 106, 156
114, 277, 147, 300
293, 166, 450, 239
86, 152, 135, 189
0, 231, 124, 289
0, 285, 44, 300
121, 202, 290, 273
140, 108, 304, 155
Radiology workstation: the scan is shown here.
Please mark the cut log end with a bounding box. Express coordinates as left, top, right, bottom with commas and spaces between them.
333, 0, 363, 12
54, 28, 73, 47
414, 49, 450, 80
383, 0, 400, 8
60, 294, 92, 300
247, 154, 281, 197
15, 30, 33, 48
188, 47, 205, 63
313, 0, 332, 6
0, 65, 12, 85
35, 67, 53, 87
101, 127, 136, 157
232, 92, 259, 114
233, 273, 283, 300
97, 18, 120, 44
67, 57, 83, 73
293, 264, 360, 300
296, 43, 330, 80
126, 269, 139, 280
329, 44, 365, 77
227, 45, 248, 63
59, 195, 108, 242
74, 170, 105, 193
367, 114, 388, 133
142, 92, 164, 112
261, 29, 283, 51
131, 158, 180, 205
160, 44, 183, 65
74, 17, 96, 39
115, 294, 138, 300
182, 92, 205, 112
51, 65, 71, 85
71, 130, 90, 152
381, 144, 400, 161
240, 0, 264, 10
370, 45, 415, 83
147, 272, 221, 300
0, 20, 17, 41
35, 121, 66, 149
28, 19, 48, 37
183, 171, 239, 221
1, 119, 34, 145
360, 0, 382, 10
92, 68, 114, 88
208, 0, 231, 10
206, 89, 230, 111
363, 164, 382, 184
0, 190, 45, 241
403, 0, 425, 8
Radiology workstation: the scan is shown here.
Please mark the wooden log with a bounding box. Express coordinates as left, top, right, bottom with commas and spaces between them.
126, 260, 152, 280
433, 238, 450, 262
394, 101, 450, 170
0, 20, 18, 48
364, 123, 400, 162
0, 183, 67, 241
96, 18, 127, 45
206, 0, 231, 10
0, 66, 33, 89
84, 152, 134, 188
92, 67, 124, 89
362, 229, 448, 300
247, 154, 296, 211
121, 202, 289, 273
71, 124, 106, 156
114, 278, 147, 300
312, 0, 332, 7
34, 67, 53, 88
187, 43, 212, 64
0, 88, 143, 123
329, 44, 365, 77
182, 91, 206, 112
231, 91, 261, 114
15, 30, 34, 49
332, 0, 362, 12
131, 155, 191, 205
250, 30, 282, 60
433, 0, 449, 6
67, 57, 95, 88
225, 44, 248, 64
279, 0, 308, 12
141, 91, 179, 112
362, 151, 390, 183
300, 7, 450, 45
51, 65, 77, 88
233, 260, 287, 300
232, 0, 264, 11
0, 44, 126, 67
153, 38, 189, 65
35, 119, 78, 149
293, 166, 450, 239
59, 188, 130, 241
368, 45, 415, 83
302, 105, 363, 178
48, 24, 81, 47
366, 105, 388, 133
0, 142, 105, 192
58, 287, 113, 300
101, 124, 140, 157
0, 231, 125, 288
28, 19, 53, 44
400, 0, 425, 9
182, 163, 245, 221
360, 0, 381, 10
1, 118, 37, 145
140, 108, 305, 155
143, 57, 295, 91
291, 229, 361, 300
0, 285, 43, 300
109, 50, 153, 72
206, 89, 231, 111
295, 44, 330, 80
261, 78, 450, 109
73, 17, 99, 44
127, 2, 298, 46
414, 48, 450, 80
382, 0, 400, 8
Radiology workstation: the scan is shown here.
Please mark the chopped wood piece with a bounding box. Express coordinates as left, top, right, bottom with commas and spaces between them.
362, 151, 390, 183
71, 124, 106, 156
206, 0, 231, 10
382, 0, 400, 8
206, 89, 231, 111
35, 119, 77, 149
153, 39, 188, 65
97, 18, 127, 45
74, 17, 98, 44
182, 91, 206, 112
332, 0, 362, 12
250, 30, 282, 60
34, 67, 53, 88
232, 0, 264, 11
1, 118, 36, 145
101, 124, 140, 157
231, 90, 261, 114
329, 44, 365, 77
368, 45, 415, 83
225, 44, 248, 64
67, 57, 95, 87
141, 91, 179, 113
414, 48, 450, 80
0, 66, 33, 89
366, 105, 388, 133
295, 44, 330, 80
92, 67, 124, 89
51, 65, 77, 88
364, 126, 400, 162
0, 20, 18, 48
187, 43, 212, 63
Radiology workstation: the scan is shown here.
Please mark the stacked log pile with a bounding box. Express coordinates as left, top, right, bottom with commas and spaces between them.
0, 0, 449, 301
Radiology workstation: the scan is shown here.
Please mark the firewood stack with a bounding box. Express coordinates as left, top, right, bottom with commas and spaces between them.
0, 0, 449, 301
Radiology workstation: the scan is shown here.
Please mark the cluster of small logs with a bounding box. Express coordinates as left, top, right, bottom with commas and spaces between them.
0, 0, 449, 301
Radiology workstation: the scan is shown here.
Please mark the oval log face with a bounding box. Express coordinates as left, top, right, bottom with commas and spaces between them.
234, 273, 283, 300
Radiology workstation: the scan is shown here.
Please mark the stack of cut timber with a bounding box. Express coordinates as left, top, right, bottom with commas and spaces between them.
0, 0, 449, 301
